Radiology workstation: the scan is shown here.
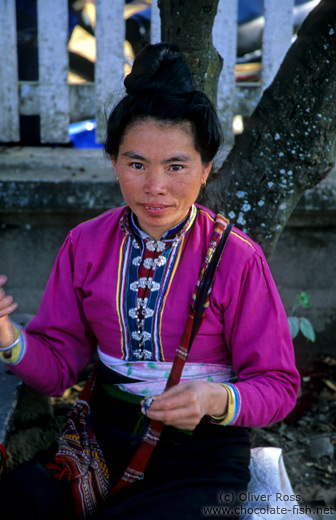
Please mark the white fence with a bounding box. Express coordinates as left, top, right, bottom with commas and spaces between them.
0, 0, 307, 146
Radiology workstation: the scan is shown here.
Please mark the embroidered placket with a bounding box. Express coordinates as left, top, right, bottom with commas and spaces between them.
119, 205, 198, 361
133, 239, 166, 360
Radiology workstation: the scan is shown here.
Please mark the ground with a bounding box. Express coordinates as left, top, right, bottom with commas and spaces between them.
251, 372, 336, 509
249, 343, 336, 515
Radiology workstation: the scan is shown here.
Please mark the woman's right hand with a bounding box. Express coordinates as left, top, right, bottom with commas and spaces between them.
0, 275, 18, 348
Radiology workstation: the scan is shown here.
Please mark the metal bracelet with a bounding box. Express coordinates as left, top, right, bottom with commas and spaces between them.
142, 396, 155, 415
0, 323, 22, 352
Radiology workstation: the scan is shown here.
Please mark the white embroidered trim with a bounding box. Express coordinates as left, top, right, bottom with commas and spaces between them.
130, 278, 161, 292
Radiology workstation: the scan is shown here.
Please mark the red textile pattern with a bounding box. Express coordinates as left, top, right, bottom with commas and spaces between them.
47, 368, 110, 519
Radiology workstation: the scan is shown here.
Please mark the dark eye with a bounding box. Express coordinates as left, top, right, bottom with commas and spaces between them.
169, 164, 183, 172
131, 162, 144, 170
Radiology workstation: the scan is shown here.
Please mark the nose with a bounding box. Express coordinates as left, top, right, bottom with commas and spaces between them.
144, 170, 168, 196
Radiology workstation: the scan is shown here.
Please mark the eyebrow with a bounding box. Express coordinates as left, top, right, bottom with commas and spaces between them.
120, 151, 192, 163
121, 151, 146, 161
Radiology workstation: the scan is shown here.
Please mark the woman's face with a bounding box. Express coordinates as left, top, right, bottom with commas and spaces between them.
112, 119, 212, 241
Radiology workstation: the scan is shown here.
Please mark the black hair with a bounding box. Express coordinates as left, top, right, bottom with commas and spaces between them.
104, 43, 222, 164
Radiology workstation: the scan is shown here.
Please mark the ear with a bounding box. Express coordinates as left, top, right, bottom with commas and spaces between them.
201, 161, 213, 184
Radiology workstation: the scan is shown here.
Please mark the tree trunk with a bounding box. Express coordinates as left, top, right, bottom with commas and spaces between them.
158, 0, 222, 105
199, 0, 336, 258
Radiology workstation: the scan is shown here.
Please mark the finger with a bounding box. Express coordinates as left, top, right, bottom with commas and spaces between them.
144, 405, 201, 430
141, 388, 188, 416
0, 302, 18, 318
149, 383, 194, 406
142, 390, 202, 421
146, 394, 190, 414
151, 385, 200, 412
0, 275, 8, 288
0, 294, 14, 309
141, 397, 189, 417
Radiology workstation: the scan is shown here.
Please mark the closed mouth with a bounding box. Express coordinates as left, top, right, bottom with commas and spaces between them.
142, 204, 171, 210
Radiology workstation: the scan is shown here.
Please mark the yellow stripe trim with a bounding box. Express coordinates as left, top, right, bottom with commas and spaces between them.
116, 235, 128, 359
231, 231, 256, 250
158, 235, 186, 361
198, 208, 215, 223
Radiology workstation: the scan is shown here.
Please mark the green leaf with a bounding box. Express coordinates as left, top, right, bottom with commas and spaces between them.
207, 376, 214, 382
127, 367, 132, 376
141, 387, 149, 395
298, 292, 311, 309
299, 317, 316, 342
288, 316, 300, 339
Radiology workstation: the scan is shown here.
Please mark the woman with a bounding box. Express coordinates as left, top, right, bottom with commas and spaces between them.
0, 43, 300, 519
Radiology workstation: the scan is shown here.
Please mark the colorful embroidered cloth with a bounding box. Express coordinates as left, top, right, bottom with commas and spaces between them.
118, 205, 197, 361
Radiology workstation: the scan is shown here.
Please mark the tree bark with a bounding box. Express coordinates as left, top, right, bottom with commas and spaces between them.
158, 0, 222, 105
199, 0, 336, 258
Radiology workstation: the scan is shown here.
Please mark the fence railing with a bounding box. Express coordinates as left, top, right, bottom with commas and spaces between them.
0, 0, 306, 147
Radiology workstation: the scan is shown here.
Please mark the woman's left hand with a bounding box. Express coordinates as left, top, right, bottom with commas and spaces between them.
141, 381, 228, 430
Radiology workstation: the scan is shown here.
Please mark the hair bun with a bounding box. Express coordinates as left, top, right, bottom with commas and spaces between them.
124, 43, 194, 96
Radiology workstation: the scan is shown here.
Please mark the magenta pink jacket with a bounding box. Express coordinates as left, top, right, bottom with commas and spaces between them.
10, 205, 300, 427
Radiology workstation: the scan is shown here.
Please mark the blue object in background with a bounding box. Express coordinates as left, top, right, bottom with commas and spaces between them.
238, 0, 316, 24
68, 120, 104, 149
131, 6, 151, 23
238, 0, 264, 24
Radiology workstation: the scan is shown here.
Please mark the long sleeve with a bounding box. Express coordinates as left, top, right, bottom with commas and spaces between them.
8, 232, 97, 396
216, 245, 300, 428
